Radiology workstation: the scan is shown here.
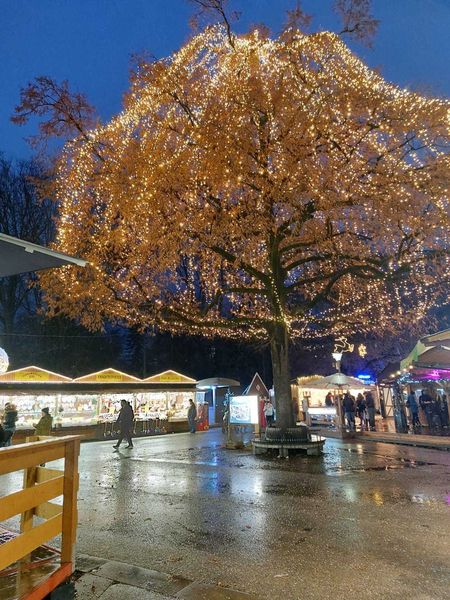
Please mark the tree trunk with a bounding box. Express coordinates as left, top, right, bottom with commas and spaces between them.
270, 323, 295, 430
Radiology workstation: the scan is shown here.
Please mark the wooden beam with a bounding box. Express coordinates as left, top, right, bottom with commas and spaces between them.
61, 438, 80, 564
34, 501, 63, 520
37, 466, 79, 489
0, 476, 64, 521
25, 562, 73, 600
0, 514, 62, 571
36, 466, 64, 482
21, 466, 37, 534
0, 436, 80, 475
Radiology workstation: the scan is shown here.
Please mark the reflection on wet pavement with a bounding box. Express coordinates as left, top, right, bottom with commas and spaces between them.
1, 430, 449, 600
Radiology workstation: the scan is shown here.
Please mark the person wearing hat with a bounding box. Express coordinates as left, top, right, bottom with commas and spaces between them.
34, 407, 53, 436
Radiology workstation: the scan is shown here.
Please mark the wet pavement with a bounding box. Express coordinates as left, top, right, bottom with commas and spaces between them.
2, 430, 450, 599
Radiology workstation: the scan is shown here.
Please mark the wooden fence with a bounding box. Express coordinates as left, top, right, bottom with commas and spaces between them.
0, 435, 80, 596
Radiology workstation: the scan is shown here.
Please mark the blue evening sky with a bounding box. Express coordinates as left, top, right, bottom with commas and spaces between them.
1, 0, 449, 159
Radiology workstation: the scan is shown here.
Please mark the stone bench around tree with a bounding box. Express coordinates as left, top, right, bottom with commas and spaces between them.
252, 435, 325, 458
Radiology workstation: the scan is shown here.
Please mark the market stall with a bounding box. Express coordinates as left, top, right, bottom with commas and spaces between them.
292, 373, 376, 427
379, 328, 450, 433
0, 366, 199, 441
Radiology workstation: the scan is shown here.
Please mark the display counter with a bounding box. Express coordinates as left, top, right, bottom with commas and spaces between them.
0, 366, 202, 441
307, 406, 337, 425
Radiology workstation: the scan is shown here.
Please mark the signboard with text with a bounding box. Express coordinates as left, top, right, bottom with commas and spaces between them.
14, 370, 49, 382
229, 395, 259, 425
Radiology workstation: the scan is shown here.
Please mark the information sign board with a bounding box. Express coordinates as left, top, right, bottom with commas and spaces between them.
229, 395, 259, 425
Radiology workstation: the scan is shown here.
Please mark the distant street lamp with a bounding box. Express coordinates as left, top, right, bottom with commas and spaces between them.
332, 351, 343, 372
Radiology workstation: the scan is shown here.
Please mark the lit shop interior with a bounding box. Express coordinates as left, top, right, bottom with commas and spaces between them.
0, 366, 203, 439
291, 375, 378, 426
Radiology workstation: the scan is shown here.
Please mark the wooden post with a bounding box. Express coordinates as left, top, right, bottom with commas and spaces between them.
20, 466, 37, 533
61, 438, 79, 564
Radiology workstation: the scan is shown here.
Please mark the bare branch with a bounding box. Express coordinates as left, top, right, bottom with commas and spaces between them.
188, 0, 238, 48
334, 0, 379, 47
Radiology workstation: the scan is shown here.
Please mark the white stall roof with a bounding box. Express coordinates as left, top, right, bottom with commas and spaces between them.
0, 232, 86, 277
307, 372, 372, 389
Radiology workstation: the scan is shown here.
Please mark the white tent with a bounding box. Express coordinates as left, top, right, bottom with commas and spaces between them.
307, 372, 371, 389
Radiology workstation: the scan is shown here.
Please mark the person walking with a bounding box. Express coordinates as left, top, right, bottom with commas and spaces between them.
2, 402, 18, 446
187, 399, 197, 433
263, 398, 275, 427
343, 392, 355, 431
365, 391, 376, 431
34, 407, 53, 436
113, 399, 134, 449
406, 390, 420, 429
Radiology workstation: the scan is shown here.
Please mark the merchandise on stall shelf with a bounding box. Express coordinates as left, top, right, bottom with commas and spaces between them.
56, 394, 98, 425
0, 365, 198, 431
97, 393, 136, 422
0, 394, 58, 430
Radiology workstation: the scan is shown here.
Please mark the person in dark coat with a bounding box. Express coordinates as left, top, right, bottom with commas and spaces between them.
356, 393, 366, 429
439, 394, 449, 428
0, 423, 6, 447
343, 393, 355, 430
2, 402, 18, 446
419, 390, 434, 429
364, 391, 376, 431
113, 399, 134, 449
406, 390, 420, 428
187, 399, 197, 433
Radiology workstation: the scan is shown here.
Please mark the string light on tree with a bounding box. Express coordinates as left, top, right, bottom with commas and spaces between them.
15, 20, 449, 431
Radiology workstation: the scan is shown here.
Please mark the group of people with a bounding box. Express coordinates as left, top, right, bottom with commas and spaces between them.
0, 404, 53, 447
342, 391, 376, 431
406, 389, 449, 431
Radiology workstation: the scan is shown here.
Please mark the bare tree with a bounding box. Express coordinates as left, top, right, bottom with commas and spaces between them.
0, 157, 56, 334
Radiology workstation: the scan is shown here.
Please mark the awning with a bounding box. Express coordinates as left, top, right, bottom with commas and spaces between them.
420, 328, 450, 346
404, 345, 450, 370
307, 372, 372, 389
0, 233, 86, 277
196, 377, 240, 389
400, 335, 450, 371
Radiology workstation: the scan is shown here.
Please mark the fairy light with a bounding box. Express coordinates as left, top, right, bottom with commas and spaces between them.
38, 25, 449, 346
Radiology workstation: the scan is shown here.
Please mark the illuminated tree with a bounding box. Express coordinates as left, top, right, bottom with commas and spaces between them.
15, 24, 450, 430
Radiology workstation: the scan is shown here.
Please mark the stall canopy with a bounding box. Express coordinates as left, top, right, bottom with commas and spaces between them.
400, 328, 450, 371
0, 232, 86, 277
196, 377, 240, 389
307, 372, 371, 389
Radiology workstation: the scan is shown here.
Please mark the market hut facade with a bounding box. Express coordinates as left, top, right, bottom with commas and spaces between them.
0, 366, 199, 442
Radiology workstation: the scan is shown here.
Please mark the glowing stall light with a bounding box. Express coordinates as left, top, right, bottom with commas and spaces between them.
357, 374, 374, 383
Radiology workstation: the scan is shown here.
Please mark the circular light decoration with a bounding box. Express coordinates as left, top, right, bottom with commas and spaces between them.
0, 347, 9, 374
